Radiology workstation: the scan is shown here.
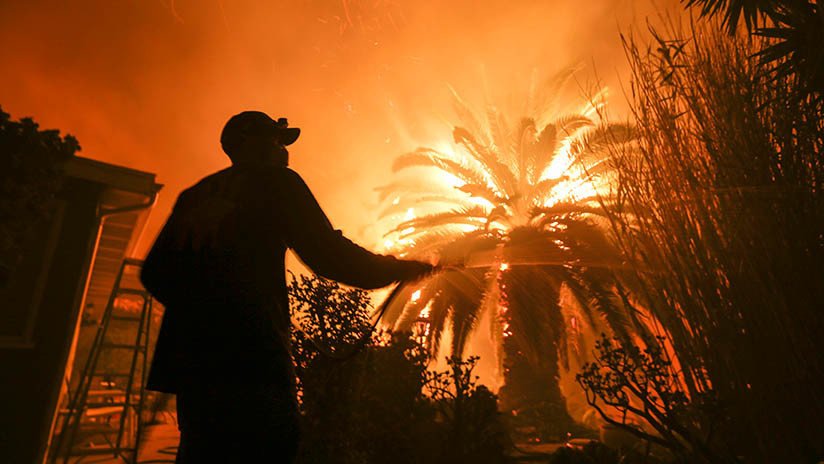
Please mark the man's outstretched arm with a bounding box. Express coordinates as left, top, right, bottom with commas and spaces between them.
280, 169, 431, 289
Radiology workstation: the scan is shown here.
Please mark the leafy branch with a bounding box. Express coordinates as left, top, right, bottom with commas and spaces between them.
577, 334, 735, 463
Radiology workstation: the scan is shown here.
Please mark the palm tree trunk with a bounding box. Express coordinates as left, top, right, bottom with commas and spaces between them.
496, 265, 575, 441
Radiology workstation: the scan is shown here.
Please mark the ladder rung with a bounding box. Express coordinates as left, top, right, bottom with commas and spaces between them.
69, 446, 136, 456
101, 343, 145, 351
84, 406, 124, 417
90, 372, 132, 377
87, 389, 127, 397
85, 401, 130, 408
111, 314, 142, 321
74, 424, 118, 434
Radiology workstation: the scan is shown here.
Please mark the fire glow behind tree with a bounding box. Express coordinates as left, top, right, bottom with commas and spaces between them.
0, 0, 680, 258
375, 72, 644, 436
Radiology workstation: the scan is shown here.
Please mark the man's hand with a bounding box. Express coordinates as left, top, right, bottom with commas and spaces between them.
396, 260, 435, 282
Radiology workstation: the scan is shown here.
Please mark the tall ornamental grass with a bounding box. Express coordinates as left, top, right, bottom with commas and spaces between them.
601, 22, 824, 462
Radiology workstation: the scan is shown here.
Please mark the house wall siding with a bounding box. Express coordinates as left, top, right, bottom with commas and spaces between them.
0, 178, 103, 464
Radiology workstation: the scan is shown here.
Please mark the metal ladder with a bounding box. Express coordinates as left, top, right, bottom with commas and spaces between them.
50, 258, 154, 463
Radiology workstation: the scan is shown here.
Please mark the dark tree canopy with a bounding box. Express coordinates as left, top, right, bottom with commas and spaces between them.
685, 0, 824, 98
0, 107, 79, 285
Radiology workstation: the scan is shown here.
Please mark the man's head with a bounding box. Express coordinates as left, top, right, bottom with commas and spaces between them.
220, 111, 300, 166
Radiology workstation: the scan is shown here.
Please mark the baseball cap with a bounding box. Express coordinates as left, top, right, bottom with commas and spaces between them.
220, 111, 300, 156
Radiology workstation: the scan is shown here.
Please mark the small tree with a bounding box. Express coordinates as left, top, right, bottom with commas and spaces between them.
424, 356, 510, 464
288, 274, 509, 463
289, 274, 437, 464
577, 335, 734, 463
0, 107, 79, 285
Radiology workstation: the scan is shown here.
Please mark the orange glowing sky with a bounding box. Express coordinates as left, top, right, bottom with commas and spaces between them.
0, 0, 680, 256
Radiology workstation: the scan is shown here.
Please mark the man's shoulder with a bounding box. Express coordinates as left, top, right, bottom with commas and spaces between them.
232, 166, 308, 189
177, 166, 307, 202
179, 167, 232, 195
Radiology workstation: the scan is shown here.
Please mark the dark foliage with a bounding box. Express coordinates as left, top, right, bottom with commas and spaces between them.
684, 0, 776, 32
547, 441, 655, 464
289, 274, 510, 464
577, 335, 732, 463
424, 356, 512, 463
753, 1, 824, 98
685, 0, 824, 98
0, 107, 79, 285
604, 22, 824, 462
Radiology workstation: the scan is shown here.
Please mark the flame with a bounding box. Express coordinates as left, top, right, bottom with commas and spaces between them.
502, 320, 512, 338
380, 115, 606, 244
411, 289, 422, 302
419, 304, 431, 319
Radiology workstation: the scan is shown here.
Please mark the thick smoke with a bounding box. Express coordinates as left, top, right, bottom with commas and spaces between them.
0, 0, 682, 401
0, 0, 679, 251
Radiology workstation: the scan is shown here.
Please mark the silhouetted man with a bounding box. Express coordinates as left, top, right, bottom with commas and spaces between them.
140, 111, 433, 463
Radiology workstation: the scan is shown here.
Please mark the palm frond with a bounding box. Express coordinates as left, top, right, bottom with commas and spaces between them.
559, 272, 602, 331
531, 66, 581, 124
754, 2, 824, 97
525, 176, 567, 207
576, 157, 615, 181
392, 148, 489, 187
449, 85, 489, 146
555, 114, 595, 136
566, 124, 633, 171
487, 105, 514, 164
580, 268, 634, 342
555, 218, 623, 265
476, 269, 505, 373
387, 206, 490, 235
378, 194, 468, 219
392, 273, 443, 330
393, 227, 468, 257
456, 183, 504, 205
531, 123, 559, 182
445, 269, 489, 356
557, 266, 634, 351
453, 127, 518, 194
424, 289, 452, 357
531, 203, 607, 222
400, 268, 488, 357
374, 179, 455, 202
685, 0, 772, 33
381, 281, 423, 329
514, 118, 538, 185
529, 115, 597, 182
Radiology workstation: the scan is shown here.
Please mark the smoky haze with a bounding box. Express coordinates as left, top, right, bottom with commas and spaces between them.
1, 0, 685, 395
0, 0, 680, 254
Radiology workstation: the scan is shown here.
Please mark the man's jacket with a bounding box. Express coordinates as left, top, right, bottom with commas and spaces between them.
140, 165, 422, 393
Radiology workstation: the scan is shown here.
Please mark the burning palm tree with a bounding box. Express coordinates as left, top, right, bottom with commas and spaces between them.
377, 72, 641, 436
